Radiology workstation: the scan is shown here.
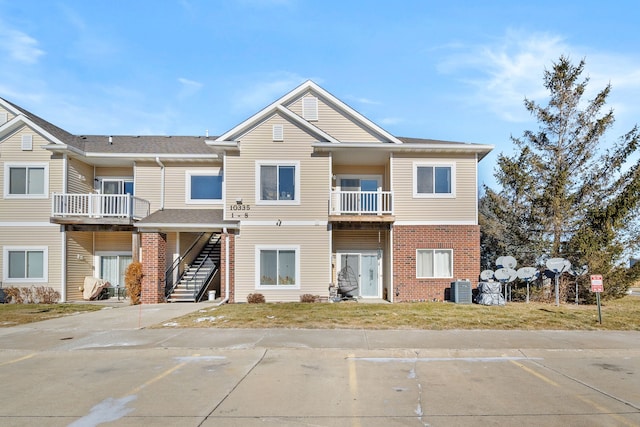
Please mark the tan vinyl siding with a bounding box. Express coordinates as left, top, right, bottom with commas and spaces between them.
333, 165, 385, 176
67, 158, 94, 194
392, 153, 477, 223
163, 161, 223, 209
333, 229, 384, 252
95, 167, 133, 178
0, 126, 63, 222
134, 161, 163, 212
0, 226, 62, 293
94, 232, 133, 252
66, 231, 94, 301
233, 225, 330, 302
225, 114, 330, 222
0, 106, 16, 123
286, 93, 384, 142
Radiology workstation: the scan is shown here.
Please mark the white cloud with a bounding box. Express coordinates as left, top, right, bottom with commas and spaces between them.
232, 72, 310, 112
178, 77, 204, 98
438, 29, 640, 129
345, 96, 381, 106
438, 29, 569, 122
379, 117, 404, 126
0, 24, 44, 64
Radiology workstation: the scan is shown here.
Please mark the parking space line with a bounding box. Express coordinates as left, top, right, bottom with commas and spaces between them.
347, 353, 362, 427
0, 353, 35, 367
511, 360, 638, 427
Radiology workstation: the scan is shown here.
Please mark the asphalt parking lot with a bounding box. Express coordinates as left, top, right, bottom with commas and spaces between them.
0, 303, 638, 426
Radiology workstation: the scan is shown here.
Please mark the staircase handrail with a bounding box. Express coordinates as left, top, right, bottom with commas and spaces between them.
164, 232, 211, 298
183, 258, 218, 302
193, 236, 221, 301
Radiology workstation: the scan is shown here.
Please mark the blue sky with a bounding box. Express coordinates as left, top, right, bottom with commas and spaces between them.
1, 0, 639, 189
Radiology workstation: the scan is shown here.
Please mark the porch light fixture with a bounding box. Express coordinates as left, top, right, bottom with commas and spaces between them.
236, 198, 243, 204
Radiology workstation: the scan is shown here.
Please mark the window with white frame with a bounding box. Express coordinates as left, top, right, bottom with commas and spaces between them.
3, 247, 48, 283
256, 246, 299, 288
186, 171, 223, 204
416, 249, 453, 278
256, 161, 299, 203
4, 163, 48, 198
413, 163, 455, 197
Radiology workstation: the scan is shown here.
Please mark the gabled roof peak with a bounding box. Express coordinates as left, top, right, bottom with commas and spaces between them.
213, 80, 403, 144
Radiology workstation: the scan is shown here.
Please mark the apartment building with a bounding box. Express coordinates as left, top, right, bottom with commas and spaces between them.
0, 81, 492, 303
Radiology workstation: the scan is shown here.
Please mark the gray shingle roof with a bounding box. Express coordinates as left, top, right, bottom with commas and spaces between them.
80, 135, 219, 155
135, 209, 238, 229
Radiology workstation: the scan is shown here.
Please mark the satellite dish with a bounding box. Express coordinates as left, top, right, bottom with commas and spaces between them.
576, 265, 588, 275
494, 267, 517, 282
496, 256, 517, 269
517, 267, 539, 281
536, 254, 549, 267
480, 270, 494, 281
546, 257, 571, 274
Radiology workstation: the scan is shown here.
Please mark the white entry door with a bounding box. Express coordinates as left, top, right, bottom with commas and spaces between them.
337, 251, 380, 298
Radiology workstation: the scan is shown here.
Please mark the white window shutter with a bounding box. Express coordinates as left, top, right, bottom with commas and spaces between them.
0, 112, 7, 125
272, 124, 284, 141
302, 96, 318, 121
21, 134, 33, 151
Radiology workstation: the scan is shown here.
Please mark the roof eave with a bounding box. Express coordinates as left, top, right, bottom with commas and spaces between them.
312, 141, 494, 160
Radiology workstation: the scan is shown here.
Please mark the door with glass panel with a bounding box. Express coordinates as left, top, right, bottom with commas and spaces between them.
99, 254, 132, 288
100, 179, 133, 216
337, 251, 380, 298
338, 176, 381, 214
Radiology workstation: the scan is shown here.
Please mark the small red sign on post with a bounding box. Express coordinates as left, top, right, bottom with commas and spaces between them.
590, 275, 604, 293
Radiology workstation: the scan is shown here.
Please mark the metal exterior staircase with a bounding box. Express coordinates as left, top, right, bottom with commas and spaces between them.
167, 235, 220, 302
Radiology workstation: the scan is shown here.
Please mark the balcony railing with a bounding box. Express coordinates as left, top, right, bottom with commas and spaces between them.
51, 193, 150, 220
330, 190, 393, 216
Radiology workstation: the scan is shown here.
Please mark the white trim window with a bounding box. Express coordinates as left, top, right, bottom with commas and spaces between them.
185, 170, 223, 204
4, 163, 49, 199
416, 249, 453, 278
413, 162, 455, 198
256, 161, 300, 204
3, 246, 48, 283
255, 245, 300, 289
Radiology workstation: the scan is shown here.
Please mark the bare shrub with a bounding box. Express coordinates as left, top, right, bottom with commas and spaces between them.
125, 261, 143, 305
34, 287, 60, 303
2, 286, 60, 304
247, 293, 265, 304
300, 294, 318, 303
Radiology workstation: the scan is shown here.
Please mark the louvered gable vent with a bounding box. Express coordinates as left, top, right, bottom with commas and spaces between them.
21, 134, 33, 151
272, 124, 284, 141
302, 96, 318, 121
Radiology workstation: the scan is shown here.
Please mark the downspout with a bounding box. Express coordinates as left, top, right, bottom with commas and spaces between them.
389, 152, 394, 303
215, 227, 230, 305
60, 153, 68, 302
155, 157, 165, 210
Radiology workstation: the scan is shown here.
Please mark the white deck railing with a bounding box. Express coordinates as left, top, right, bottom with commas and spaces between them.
330, 190, 393, 215
51, 193, 150, 220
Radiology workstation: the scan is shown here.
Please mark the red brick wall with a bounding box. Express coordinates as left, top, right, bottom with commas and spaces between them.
393, 225, 480, 302
141, 232, 167, 304
219, 232, 236, 302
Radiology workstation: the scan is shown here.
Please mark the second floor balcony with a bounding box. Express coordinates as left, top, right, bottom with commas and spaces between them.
51, 193, 150, 225
329, 190, 394, 222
